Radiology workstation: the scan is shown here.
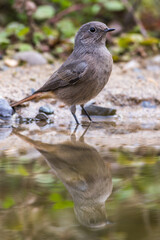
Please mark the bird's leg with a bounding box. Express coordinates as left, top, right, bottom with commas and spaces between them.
71, 124, 79, 142
70, 105, 79, 125
81, 104, 92, 122
79, 123, 91, 142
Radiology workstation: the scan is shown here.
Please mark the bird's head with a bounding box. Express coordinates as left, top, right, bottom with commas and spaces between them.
75, 21, 115, 47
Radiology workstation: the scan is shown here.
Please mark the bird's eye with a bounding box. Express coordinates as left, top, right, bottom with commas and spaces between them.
90, 27, 96, 32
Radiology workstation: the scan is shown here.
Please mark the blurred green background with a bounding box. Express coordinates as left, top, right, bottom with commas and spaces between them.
0, 0, 160, 61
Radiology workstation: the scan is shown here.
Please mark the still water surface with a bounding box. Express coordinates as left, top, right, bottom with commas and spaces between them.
0, 124, 160, 240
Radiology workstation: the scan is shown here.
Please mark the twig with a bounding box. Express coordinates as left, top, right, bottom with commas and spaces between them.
49, 3, 86, 24
121, 0, 148, 37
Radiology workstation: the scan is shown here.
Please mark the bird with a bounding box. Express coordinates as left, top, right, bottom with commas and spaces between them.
13, 129, 112, 229
11, 21, 115, 124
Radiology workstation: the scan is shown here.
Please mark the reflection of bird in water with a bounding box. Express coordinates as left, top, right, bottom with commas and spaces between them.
13, 129, 112, 229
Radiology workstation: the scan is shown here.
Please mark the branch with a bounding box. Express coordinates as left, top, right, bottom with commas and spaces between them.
49, 4, 86, 24
121, 0, 148, 37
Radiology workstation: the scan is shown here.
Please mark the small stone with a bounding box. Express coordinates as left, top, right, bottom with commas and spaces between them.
59, 104, 65, 108
81, 105, 116, 116
14, 51, 47, 65
147, 65, 160, 73
4, 59, 19, 67
0, 124, 12, 140
39, 105, 54, 115
123, 60, 140, 71
36, 120, 48, 127
35, 112, 48, 121
30, 88, 36, 94
51, 99, 57, 104
150, 55, 160, 64
141, 101, 156, 109
0, 96, 14, 119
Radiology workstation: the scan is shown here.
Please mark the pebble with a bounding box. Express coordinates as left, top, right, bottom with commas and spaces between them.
141, 101, 156, 109
0, 124, 12, 140
14, 51, 47, 65
59, 104, 65, 108
123, 60, 140, 71
4, 59, 19, 67
30, 88, 36, 94
0, 96, 13, 119
81, 105, 116, 116
150, 55, 160, 64
39, 105, 54, 115
35, 112, 48, 121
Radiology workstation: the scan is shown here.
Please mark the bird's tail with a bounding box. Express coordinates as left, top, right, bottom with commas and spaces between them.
11, 92, 41, 107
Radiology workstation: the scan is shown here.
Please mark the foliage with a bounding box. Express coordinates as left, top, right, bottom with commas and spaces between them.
0, 0, 160, 60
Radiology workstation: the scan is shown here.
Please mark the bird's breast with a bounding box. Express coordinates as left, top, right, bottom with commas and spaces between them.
55, 47, 113, 106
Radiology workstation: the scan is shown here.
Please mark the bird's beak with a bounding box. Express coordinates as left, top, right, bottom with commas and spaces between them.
104, 28, 115, 32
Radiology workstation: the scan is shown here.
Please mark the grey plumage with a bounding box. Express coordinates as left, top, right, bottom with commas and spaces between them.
11, 21, 115, 124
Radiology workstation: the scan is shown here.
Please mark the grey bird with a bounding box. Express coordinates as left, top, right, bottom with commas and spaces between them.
11, 21, 115, 124
13, 129, 113, 229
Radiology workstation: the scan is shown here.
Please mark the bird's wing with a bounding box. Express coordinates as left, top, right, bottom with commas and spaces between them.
35, 60, 88, 93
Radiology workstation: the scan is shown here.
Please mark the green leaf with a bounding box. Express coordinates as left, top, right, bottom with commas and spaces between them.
140, 37, 159, 46
0, 32, 10, 48
57, 19, 76, 38
2, 196, 15, 209
117, 34, 144, 48
51, 0, 72, 9
91, 4, 101, 14
104, 1, 125, 11
33, 31, 45, 45
17, 27, 30, 38
17, 166, 29, 176
42, 25, 59, 38
17, 43, 33, 51
34, 5, 55, 20
49, 193, 63, 202
53, 201, 74, 209
6, 22, 29, 40
34, 173, 54, 184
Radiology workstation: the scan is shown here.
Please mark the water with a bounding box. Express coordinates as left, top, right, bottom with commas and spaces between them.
0, 123, 160, 240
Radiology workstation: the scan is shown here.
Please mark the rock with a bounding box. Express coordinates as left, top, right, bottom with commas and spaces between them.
150, 55, 160, 64
0, 61, 8, 71
123, 60, 140, 71
4, 59, 19, 67
0, 124, 12, 140
14, 51, 47, 65
81, 105, 116, 116
141, 101, 156, 109
35, 112, 48, 121
30, 88, 36, 94
0, 96, 13, 119
59, 104, 65, 108
36, 120, 49, 127
39, 105, 54, 115
146, 65, 160, 73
